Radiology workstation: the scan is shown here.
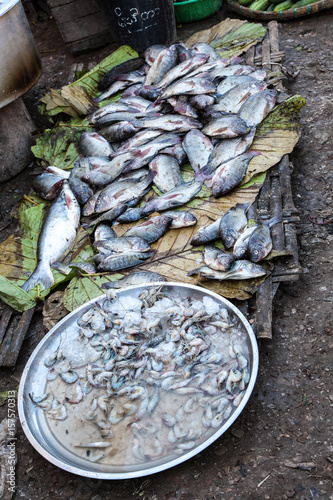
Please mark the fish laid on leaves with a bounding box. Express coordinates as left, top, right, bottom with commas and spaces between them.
21, 181, 80, 292
189, 260, 266, 280
31, 39, 281, 289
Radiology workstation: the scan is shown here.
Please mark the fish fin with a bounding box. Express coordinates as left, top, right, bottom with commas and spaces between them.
51, 261, 72, 275
21, 261, 54, 292
187, 267, 201, 276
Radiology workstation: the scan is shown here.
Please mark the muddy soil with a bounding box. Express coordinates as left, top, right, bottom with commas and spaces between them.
0, 5, 333, 500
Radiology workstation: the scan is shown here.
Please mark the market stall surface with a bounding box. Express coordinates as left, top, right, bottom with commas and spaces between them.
0, 5, 332, 500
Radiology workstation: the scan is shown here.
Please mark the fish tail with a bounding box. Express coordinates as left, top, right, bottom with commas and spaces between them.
266, 216, 282, 228
21, 261, 54, 292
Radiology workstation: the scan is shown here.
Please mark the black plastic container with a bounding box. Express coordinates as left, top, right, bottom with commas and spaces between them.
98, 0, 177, 55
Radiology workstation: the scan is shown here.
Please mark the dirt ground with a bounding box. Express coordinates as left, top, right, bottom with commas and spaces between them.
0, 4, 333, 500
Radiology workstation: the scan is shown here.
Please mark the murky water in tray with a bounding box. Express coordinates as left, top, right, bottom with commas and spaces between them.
39, 286, 251, 470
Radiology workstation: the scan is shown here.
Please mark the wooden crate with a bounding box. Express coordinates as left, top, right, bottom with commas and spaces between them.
46, 0, 113, 53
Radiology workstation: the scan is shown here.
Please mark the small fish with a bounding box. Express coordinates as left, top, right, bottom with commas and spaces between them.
149, 154, 184, 193
79, 132, 113, 157
190, 42, 221, 61
203, 246, 236, 271
124, 215, 173, 243
163, 210, 197, 229
75, 441, 112, 448
167, 95, 199, 119
101, 271, 166, 289
94, 223, 117, 243
190, 217, 222, 246
144, 44, 167, 66
97, 251, 155, 272
233, 224, 259, 259
189, 260, 266, 280
158, 77, 216, 101
220, 204, 249, 249
110, 129, 163, 157
238, 89, 278, 127
89, 101, 136, 124
182, 129, 214, 173
150, 54, 209, 89
131, 114, 202, 133
211, 151, 261, 198
69, 157, 94, 205
144, 45, 178, 86
141, 181, 203, 216
98, 121, 139, 143
189, 94, 215, 110
208, 81, 266, 114
216, 75, 265, 97
247, 217, 281, 262
116, 207, 144, 224
202, 115, 250, 140
95, 235, 151, 254
122, 134, 182, 172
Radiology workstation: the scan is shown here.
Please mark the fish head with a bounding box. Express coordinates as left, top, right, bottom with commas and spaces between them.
233, 245, 248, 260
247, 244, 269, 263
221, 228, 239, 249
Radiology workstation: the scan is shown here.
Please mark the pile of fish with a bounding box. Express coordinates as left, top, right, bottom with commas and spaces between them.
23, 41, 280, 291
29, 285, 252, 464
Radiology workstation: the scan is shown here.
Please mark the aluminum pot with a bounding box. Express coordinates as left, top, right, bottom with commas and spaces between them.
0, 0, 42, 109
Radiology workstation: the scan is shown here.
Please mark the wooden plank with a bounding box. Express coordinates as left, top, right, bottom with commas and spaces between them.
257, 173, 271, 218
58, 12, 111, 44
3, 307, 36, 367
255, 277, 273, 339
51, 0, 102, 25
261, 35, 271, 71
245, 46, 255, 66
67, 32, 112, 54
0, 306, 13, 345
279, 157, 298, 215
270, 176, 284, 251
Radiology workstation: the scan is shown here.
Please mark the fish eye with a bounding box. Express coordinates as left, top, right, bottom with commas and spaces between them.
227, 236, 231, 241
254, 250, 259, 255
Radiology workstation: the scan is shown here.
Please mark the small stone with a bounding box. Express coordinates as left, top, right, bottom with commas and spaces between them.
62, 486, 75, 498
214, 445, 228, 457
231, 428, 245, 438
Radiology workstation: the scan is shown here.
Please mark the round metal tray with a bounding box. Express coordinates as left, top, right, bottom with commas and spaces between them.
18, 282, 259, 480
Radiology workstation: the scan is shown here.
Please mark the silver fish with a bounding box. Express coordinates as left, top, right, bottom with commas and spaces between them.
190, 42, 221, 61
21, 182, 80, 292
94, 173, 153, 214
211, 151, 261, 198
141, 181, 203, 216
182, 130, 214, 173
94, 224, 117, 243
85, 204, 129, 228
144, 45, 178, 86
101, 271, 166, 289
233, 224, 259, 259
89, 101, 136, 124
167, 95, 199, 119
190, 217, 222, 246
99, 122, 139, 143
69, 157, 94, 205
203, 246, 236, 271
144, 44, 167, 66
219, 204, 249, 249
149, 154, 184, 193
163, 210, 197, 228
122, 134, 183, 172
247, 217, 281, 262
33, 172, 66, 201
238, 89, 277, 127
131, 114, 202, 133
150, 54, 209, 89
79, 132, 113, 157
158, 77, 216, 100
82, 152, 132, 187
95, 236, 151, 254
202, 115, 250, 139
206, 127, 256, 170
110, 129, 163, 157
189, 94, 215, 110
190, 260, 266, 280
209, 81, 266, 114
124, 215, 173, 243
216, 75, 265, 97
210, 64, 255, 79
116, 207, 144, 224
97, 250, 155, 272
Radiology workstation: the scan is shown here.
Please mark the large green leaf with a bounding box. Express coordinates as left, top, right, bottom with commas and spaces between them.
39, 45, 139, 118
0, 199, 94, 311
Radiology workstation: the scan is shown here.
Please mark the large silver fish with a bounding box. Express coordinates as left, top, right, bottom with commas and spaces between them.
158, 78, 216, 100
21, 182, 80, 292
209, 81, 266, 114
97, 251, 155, 272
